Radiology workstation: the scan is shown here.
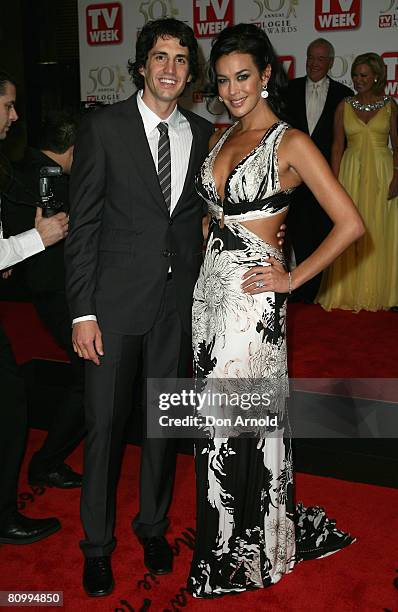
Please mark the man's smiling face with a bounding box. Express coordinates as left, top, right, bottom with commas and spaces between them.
139, 35, 192, 109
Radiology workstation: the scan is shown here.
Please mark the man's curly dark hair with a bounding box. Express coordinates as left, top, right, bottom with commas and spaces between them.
128, 18, 199, 90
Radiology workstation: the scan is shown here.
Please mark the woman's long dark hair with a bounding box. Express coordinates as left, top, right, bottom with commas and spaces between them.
208, 24, 288, 119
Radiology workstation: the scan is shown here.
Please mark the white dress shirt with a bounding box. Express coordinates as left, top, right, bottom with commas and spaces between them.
0, 193, 44, 270
73, 92, 193, 325
306, 76, 330, 136
0, 230, 44, 271
137, 90, 192, 214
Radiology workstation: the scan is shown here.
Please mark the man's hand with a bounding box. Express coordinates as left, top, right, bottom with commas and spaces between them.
277, 223, 287, 247
35, 207, 68, 247
72, 320, 104, 366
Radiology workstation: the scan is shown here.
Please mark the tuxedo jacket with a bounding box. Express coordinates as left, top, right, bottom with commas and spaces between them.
287, 76, 353, 162
65, 93, 213, 336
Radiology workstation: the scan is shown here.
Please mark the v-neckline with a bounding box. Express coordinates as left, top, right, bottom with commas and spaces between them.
210, 121, 281, 204
347, 99, 388, 126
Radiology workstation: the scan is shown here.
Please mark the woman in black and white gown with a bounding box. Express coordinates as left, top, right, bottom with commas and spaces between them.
188, 24, 364, 598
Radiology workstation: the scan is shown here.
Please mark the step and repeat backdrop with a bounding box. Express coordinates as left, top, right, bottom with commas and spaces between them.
77, 0, 398, 123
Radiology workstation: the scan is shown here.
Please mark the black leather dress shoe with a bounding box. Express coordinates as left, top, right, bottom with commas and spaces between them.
29, 463, 82, 489
83, 556, 114, 597
140, 536, 173, 575
0, 512, 61, 544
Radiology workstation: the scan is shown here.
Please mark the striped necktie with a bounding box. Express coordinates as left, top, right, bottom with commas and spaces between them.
157, 122, 171, 212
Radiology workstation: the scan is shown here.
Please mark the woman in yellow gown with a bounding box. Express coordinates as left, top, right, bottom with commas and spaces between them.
316, 53, 398, 311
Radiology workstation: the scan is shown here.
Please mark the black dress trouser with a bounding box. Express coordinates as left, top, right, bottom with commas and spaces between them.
80, 279, 191, 557
0, 321, 27, 525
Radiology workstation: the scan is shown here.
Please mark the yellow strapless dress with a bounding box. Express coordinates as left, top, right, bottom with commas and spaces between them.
316, 99, 398, 311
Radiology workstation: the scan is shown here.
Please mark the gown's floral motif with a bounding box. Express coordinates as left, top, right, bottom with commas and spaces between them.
188, 122, 355, 598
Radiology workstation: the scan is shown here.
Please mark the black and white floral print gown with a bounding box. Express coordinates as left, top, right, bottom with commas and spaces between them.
188, 121, 354, 598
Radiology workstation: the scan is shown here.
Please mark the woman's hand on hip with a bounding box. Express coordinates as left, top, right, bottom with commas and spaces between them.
241, 257, 289, 294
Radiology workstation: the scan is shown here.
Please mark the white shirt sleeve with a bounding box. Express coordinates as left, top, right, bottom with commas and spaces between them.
0, 229, 44, 271
72, 315, 98, 325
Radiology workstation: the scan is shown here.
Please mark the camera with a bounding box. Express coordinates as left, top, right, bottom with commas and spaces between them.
39, 166, 64, 217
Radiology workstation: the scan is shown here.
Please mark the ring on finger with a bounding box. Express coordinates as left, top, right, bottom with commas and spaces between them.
255, 279, 265, 288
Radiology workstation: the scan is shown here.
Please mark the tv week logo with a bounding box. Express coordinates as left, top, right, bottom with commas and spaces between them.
315, 0, 361, 31
86, 3, 123, 45
379, 14, 392, 28
382, 52, 398, 98
193, 0, 234, 38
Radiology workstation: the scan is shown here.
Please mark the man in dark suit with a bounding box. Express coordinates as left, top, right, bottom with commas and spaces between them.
287, 38, 353, 302
2, 110, 84, 489
64, 19, 213, 597
0, 71, 68, 544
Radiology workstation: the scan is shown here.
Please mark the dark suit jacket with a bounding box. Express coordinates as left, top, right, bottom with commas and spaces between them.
287, 76, 353, 162
65, 93, 213, 336
3, 149, 69, 294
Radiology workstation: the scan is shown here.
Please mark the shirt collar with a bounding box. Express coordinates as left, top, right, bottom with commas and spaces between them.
137, 90, 182, 136
306, 75, 328, 90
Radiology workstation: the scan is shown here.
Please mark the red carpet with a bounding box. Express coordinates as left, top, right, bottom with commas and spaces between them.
0, 429, 397, 612
1, 302, 397, 609
1, 301, 397, 377
286, 303, 398, 378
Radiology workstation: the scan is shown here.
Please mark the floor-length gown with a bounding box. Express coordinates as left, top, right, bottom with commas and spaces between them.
188, 121, 354, 598
316, 97, 398, 311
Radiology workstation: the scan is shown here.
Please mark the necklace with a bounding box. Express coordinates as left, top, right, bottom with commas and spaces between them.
347, 95, 389, 112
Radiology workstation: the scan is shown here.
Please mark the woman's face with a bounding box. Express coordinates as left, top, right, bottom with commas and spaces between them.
352, 63, 376, 95
215, 52, 270, 118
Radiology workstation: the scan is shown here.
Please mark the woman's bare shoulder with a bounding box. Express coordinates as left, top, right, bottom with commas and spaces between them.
280, 126, 313, 149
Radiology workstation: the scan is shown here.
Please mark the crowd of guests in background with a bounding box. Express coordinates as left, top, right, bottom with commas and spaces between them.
0, 20, 397, 600
287, 40, 398, 310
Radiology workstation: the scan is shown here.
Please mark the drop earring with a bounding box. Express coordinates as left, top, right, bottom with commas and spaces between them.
218, 96, 223, 102
261, 85, 269, 99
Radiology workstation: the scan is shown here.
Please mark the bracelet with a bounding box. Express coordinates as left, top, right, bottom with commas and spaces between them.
288, 271, 292, 295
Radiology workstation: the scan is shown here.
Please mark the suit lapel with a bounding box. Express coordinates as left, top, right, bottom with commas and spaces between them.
298, 78, 309, 133
312, 77, 335, 138
114, 94, 167, 211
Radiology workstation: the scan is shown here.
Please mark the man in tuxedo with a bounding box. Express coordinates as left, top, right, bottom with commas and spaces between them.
0, 71, 68, 544
2, 110, 84, 489
65, 19, 213, 597
286, 38, 353, 302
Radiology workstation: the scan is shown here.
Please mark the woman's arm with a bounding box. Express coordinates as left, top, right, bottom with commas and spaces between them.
330, 100, 346, 178
242, 129, 364, 295
388, 99, 398, 200
283, 129, 364, 290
